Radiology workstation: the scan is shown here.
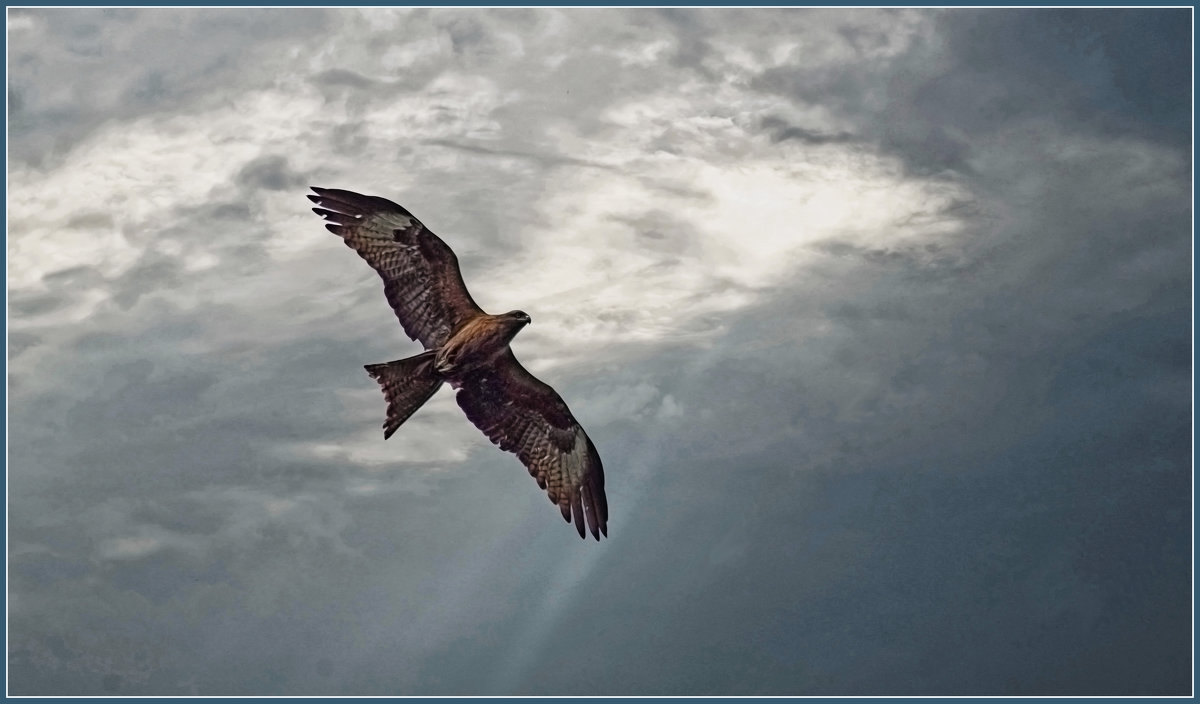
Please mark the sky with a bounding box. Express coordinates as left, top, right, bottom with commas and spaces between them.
6, 7, 1192, 696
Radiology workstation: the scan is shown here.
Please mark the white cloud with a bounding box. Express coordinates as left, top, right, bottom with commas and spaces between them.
7, 12, 35, 32
98, 534, 190, 561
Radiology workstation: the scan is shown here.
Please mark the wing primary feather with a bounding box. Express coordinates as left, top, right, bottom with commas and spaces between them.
571, 496, 586, 539
312, 208, 362, 226
595, 479, 609, 524
582, 486, 600, 540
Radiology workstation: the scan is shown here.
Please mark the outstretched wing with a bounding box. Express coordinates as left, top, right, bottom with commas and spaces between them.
308, 187, 484, 350
456, 349, 608, 540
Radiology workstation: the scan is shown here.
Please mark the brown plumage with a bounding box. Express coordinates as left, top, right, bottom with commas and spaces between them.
308, 187, 608, 540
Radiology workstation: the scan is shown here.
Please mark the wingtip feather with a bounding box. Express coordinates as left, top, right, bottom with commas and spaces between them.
571, 498, 585, 539
582, 486, 601, 540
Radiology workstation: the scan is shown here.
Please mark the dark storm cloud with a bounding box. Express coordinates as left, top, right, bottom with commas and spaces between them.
656, 8, 717, 77
423, 138, 612, 172
760, 116, 858, 146
109, 255, 184, 309
9, 332, 43, 359
934, 10, 1191, 147
313, 68, 377, 90
610, 208, 704, 258
235, 155, 309, 193
10, 290, 70, 318
64, 212, 115, 230
755, 9, 1191, 177
310, 66, 442, 101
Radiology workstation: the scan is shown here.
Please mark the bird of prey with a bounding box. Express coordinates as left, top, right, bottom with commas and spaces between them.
308, 187, 608, 540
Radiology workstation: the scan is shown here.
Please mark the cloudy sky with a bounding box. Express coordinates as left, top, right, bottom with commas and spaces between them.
6, 7, 1192, 696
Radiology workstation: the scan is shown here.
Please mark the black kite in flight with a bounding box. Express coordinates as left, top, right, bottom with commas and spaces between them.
308, 187, 608, 540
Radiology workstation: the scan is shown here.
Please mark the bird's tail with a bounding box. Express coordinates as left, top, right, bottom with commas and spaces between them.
364, 351, 444, 439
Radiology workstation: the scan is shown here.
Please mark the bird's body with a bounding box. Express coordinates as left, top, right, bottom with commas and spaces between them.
308, 187, 608, 540
434, 312, 529, 378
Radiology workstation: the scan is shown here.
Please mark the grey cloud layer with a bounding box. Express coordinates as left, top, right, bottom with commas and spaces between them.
7, 8, 1190, 695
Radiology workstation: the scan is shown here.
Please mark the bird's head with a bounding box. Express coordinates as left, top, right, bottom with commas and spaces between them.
506, 310, 532, 326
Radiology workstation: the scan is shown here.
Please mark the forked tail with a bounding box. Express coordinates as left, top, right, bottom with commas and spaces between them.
364, 351, 444, 439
